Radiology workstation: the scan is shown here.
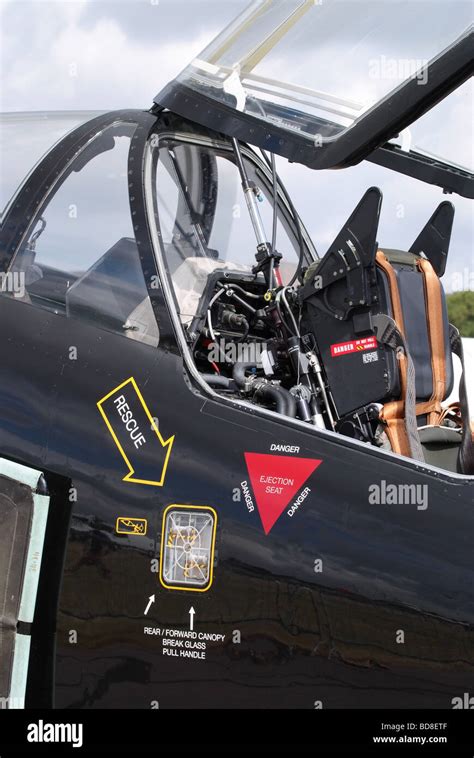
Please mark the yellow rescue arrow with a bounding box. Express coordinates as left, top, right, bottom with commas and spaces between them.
97, 377, 174, 486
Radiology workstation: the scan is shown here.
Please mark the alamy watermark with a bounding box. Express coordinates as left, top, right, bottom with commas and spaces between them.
208, 339, 265, 365
27, 720, 83, 748
369, 480, 428, 511
451, 692, 474, 708
369, 56, 428, 86
0, 271, 25, 298
448, 267, 474, 293
0, 696, 25, 709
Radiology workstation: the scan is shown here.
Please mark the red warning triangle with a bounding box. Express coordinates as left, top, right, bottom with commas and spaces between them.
244, 453, 322, 534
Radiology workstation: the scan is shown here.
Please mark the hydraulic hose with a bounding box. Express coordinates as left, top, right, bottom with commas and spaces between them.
232, 362, 258, 390
254, 382, 297, 418
232, 362, 296, 418
200, 374, 235, 389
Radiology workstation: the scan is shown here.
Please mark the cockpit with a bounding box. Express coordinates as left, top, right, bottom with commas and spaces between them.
153, 135, 313, 326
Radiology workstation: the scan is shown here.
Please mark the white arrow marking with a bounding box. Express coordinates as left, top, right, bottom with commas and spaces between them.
144, 594, 155, 616
189, 606, 195, 631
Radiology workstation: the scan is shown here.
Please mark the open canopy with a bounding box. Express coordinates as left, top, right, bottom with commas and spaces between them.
155, 0, 473, 198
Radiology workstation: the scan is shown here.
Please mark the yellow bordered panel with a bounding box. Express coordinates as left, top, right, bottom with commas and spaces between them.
116, 517, 148, 536
159, 505, 217, 592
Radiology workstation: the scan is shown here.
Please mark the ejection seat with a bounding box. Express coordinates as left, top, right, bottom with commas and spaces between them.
375, 245, 470, 473
300, 191, 473, 474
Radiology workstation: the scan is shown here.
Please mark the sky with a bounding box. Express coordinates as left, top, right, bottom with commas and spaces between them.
0, 0, 472, 291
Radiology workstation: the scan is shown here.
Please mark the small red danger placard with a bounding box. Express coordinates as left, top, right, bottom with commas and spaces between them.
330, 336, 377, 357
244, 452, 322, 534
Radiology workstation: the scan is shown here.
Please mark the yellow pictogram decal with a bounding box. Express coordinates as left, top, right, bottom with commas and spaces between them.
97, 377, 175, 487
116, 517, 148, 535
